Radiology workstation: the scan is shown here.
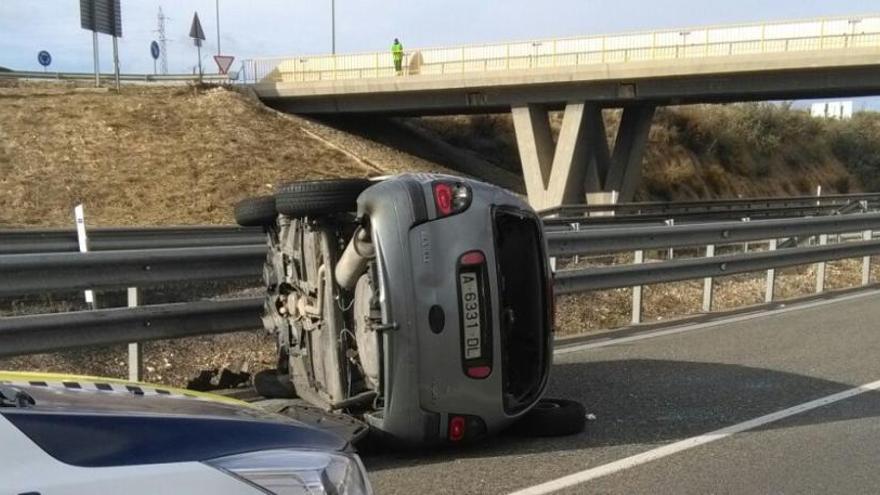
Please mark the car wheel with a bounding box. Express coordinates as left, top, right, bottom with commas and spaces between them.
275, 179, 372, 217
254, 369, 297, 399
234, 195, 277, 227
509, 398, 586, 437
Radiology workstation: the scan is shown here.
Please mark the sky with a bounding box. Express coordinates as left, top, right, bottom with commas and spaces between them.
1, 0, 878, 106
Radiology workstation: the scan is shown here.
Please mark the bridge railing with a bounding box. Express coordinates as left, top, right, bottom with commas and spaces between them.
242, 14, 880, 84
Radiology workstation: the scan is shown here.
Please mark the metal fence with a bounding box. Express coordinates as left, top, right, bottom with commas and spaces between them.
242, 13, 880, 83
0, 70, 230, 84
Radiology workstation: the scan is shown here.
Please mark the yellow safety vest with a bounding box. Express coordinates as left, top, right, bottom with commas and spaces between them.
392, 42, 403, 60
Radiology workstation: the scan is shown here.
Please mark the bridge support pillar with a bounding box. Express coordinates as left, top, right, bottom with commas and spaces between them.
605, 105, 656, 201
511, 102, 655, 210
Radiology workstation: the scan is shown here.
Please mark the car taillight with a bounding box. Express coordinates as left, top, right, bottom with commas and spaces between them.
446, 414, 487, 443
448, 416, 466, 442
433, 181, 471, 217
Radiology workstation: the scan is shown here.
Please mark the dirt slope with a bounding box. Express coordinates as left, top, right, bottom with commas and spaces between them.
0, 83, 455, 228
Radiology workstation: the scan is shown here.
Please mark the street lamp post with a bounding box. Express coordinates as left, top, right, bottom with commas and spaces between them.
331, 0, 336, 54
216, 0, 221, 55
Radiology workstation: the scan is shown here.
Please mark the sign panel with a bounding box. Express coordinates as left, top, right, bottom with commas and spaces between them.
79, 0, 122, 37
150, 41, 160, 60
213, 55, 235, 75
189, 13, 206, 42
37, 51, 52, 67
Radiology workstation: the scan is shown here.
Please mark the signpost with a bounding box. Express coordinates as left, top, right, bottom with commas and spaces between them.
37, 50, 52, 71
79, 0, 122, 89
213, 55, 234, 75
189, 12, 206, 83
150, 40, 160, 74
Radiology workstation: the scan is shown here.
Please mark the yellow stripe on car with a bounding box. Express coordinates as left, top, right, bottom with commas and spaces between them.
0, 371, 250, 406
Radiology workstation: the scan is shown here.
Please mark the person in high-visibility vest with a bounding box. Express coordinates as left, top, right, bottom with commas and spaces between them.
392, 38, 404, 74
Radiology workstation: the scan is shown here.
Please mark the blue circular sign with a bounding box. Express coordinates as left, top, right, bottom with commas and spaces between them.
37, 50, 52, 67
150, 41, 161, 60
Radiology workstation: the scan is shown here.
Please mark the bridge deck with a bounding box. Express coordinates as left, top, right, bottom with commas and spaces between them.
248, 14, 880, 114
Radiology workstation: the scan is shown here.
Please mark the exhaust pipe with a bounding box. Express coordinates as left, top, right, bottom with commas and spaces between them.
335, 226, 375, 290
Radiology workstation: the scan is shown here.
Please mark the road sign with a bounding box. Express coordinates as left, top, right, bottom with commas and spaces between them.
190, 12, 206, 83
213, 55, 235, 75
150, 41, 160, 60
37, 51, 52, 67
79, 0, 122, 37
190, 12, 206, 46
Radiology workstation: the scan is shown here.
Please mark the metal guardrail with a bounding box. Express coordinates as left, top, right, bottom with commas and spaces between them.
0, 245, 265, 297
0, 226, 263, 255
555, 239, 880, 294
243, 14, 880, 83
547, 212, 880, 256
539, 193, 880, 217
0, 70, 229, 83
2, 205, 880, 359
542, 205, 860, 227
0, 298, 263, 358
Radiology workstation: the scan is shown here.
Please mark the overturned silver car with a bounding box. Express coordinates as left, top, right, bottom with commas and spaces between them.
235, 174, 583, 445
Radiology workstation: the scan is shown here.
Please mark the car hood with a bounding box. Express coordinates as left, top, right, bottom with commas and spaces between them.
0, 371, 348, 466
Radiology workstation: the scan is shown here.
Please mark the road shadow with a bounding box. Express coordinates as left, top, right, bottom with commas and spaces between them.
362, 359, 880, 471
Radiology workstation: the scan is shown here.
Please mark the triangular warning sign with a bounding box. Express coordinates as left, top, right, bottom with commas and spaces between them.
189, 12, 206, 41
214, 55, 235, 75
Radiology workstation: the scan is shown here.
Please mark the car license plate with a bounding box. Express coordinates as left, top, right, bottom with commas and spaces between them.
459, 271, 482, 359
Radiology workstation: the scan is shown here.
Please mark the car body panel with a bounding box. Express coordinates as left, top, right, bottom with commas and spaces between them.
1, 413, 261, 495
0, 371, 363, 493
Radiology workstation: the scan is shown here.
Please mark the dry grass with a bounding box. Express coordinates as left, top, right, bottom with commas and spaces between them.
0, 84, 460, 229
0, 85, 373, 227
0, 333, 275, 388
555, 255, 880, 337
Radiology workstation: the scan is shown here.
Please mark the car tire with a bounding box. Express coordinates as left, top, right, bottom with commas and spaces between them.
253, 369, 297, 399
234, 195, 277, 227
509, 398, 586, 437
275, 178, 372, 217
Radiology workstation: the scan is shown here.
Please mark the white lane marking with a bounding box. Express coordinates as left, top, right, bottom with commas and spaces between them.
509, 377, 880, 495
554, 288, 880, 355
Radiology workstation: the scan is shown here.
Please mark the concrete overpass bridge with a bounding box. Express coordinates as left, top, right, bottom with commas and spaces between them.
243, 14, 880, 209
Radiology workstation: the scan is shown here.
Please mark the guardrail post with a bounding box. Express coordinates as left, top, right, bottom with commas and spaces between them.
665, 219, 675, 259
862, 230, 872, 286
765, 239, 777, 302
631, 249, 644, 324
127, 287, 143, 382
702, 244, 714, 312
816, 233, 828, 293
74, 204, 96, 309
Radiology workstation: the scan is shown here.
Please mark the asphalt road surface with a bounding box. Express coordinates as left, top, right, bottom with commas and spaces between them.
361, 289, 880, 494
